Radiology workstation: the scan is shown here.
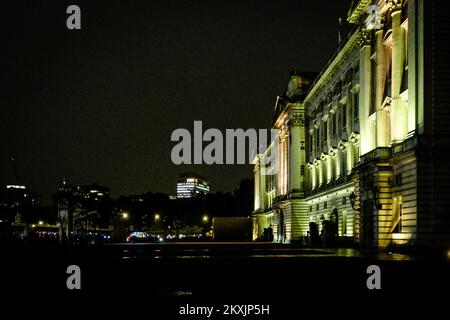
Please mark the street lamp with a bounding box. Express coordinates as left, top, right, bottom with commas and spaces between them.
38, 220, 44, 226
202, 215, 209, 223
122, 212, 129, 219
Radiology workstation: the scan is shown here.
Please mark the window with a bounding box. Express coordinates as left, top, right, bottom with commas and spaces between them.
300, 140, 305, 150
316, 204, 319, 211
342, 104, 347, 128
342, 196, 347, 205
342, 213, 347, 235
332, 115, 336, 134
309, 206, 312, 212
393, 173, 402, 186
341, 151, 347, 176
354, 93, 359, 118
300, 165, 305, 176
391, 196, 403, 233
370, 58, 376, 115
316, 130, 320, 149
335, 114, 339, 134
324, 202, 327, 209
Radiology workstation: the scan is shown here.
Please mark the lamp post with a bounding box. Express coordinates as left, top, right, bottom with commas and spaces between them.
202, 215, 209, 238
349, 192, 358, 210
115, 211, 128, 242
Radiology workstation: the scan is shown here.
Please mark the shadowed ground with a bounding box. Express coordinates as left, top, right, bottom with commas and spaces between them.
1, 242, 448, 305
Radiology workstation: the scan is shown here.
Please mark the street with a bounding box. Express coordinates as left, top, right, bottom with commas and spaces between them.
1, 242, 448, 299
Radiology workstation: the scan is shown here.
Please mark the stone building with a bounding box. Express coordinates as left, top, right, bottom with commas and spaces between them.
253, 0, 450, 248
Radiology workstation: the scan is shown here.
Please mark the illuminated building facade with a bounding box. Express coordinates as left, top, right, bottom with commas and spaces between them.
176, 173, 210, 199
253, 0, 450, 248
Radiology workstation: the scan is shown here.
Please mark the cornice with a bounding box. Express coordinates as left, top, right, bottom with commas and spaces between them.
304, 29, 360, 105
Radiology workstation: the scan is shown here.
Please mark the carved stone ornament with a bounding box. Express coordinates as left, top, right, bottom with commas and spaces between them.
358, 29, 372, 46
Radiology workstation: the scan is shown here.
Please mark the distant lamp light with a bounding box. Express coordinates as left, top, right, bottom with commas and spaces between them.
38, 220, 44, 226
122, 212, 129, 219
154, 214, 160, 221
202, 215, 209, 223
31, 224, 36, 228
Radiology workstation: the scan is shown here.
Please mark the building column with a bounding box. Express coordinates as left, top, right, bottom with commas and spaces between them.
278, 125, 288, 195
390, 2, 408, 143
289, 115, 301, 193
259, 157, 266, 210
359, 30, 375, 154
253, 160, 260, 211
375, 29, 390, 147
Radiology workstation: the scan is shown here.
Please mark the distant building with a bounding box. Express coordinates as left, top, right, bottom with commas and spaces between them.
55, 180, 111, 243
177, 173, 210, 198
0, 185, 40, 224
57, 180, 110, 203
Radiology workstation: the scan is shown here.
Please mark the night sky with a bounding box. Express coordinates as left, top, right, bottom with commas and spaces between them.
2, 0, 352, 203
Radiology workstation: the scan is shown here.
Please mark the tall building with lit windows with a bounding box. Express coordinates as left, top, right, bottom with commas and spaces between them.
176, 173, 210, 199
253, 0, 450, 248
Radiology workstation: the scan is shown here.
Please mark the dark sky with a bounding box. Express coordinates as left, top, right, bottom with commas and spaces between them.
2, 0, 352, 203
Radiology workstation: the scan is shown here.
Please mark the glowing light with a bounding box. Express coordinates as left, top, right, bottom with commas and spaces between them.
154, 214, 160, 221
122, 212, 129, 219
38, 221, 44, 225
7, 185, 25, 189
203, 215, 209, 222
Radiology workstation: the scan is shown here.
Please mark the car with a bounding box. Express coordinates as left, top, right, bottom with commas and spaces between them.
126, 231, 156, 243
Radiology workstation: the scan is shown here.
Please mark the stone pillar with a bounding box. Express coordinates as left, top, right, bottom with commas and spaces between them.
289, 115, 301, 193
407, 0, 417, 134
347, 143, 353, 174
390, 2, 408, 143
259, 158, 266, 210
359, 30, 375, 154
278, 126, 288, 195
375, 29, 390, 147
253, 161, 260, 211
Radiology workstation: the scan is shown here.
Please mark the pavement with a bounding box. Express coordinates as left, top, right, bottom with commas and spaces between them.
1, 242, 449, 300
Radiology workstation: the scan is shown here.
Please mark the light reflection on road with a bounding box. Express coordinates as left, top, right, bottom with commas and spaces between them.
110, 243, 416, 261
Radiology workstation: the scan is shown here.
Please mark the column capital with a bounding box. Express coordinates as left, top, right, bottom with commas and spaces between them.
289, 112, 304, 127
279, 124, 289, 141
358, 29, 372, 47
389, 0, 403, 13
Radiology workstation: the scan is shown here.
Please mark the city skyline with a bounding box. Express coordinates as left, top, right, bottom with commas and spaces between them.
2, 0, 352, 203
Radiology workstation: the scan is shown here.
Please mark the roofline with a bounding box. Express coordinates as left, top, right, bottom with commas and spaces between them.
304, 25, 360, 104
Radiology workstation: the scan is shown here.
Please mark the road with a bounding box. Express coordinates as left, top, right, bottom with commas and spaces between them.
1, 242, 449, 300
